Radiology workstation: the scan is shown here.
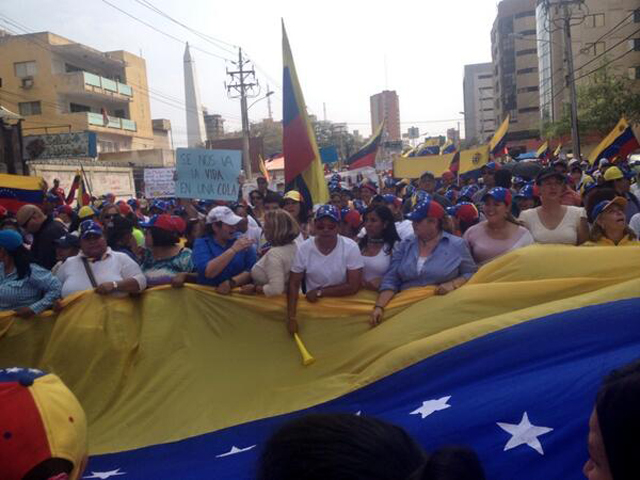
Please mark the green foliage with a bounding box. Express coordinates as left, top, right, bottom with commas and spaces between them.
541, 63, 640, 139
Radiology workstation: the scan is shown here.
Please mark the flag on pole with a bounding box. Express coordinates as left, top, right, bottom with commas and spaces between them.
282, 21, 329, 205
346, 121, 384, 170
588, 118, 640, 165
489, 115, 510, 157
415, 138, 441, 156
258, 155, 271, 183
0, 173, 45, 213
553, 143, 562, 159
440, 140, 457, 155
536, 141, 550, 161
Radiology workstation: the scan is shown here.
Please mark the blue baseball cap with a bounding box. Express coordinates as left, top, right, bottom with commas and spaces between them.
383, 177, 396, 188
482, 187, 512, 205
459, 185, 478, 200
0, 230, 23, 252
516, 183, 537, 199
406, 199, 445, 221
352, 199, 367, 214
444, 189, 457, 203
414, 190, 431, 205
139, 214, 159, 228
591, 197, 627, 221
79, 220, 103, 239
481, 161, 500, 173
447, 202, 479, 223
315, 204, 340, 222
150, 200, 168, 212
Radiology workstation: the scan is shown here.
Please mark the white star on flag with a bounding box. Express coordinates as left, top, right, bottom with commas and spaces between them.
410, 396, 452, 419
497, 411, 554, 455
216, 445, 257, 458
83, 469, 127, 479
5, 367, 21, 373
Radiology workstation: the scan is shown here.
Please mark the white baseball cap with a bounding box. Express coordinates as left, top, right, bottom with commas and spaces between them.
206, 206, 243, 225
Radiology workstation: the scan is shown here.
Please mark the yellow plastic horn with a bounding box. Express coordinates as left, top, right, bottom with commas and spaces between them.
294, 333, 315, 366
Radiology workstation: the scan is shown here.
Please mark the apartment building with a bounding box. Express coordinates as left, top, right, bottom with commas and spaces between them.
463, 63, 496, 143
0, 31, 154, 155
491, 0, 541, 142
370, 90, 401, 142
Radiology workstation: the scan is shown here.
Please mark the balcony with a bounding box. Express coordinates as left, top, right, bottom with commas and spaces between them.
67, 111, 137, 133
57, 71, 133, 102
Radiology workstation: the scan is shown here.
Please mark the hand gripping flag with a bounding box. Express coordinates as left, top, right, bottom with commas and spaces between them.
282, 21, 329, 206
0, 246, 638, 480
346, 120, 384, 170
588, 118, 639, 165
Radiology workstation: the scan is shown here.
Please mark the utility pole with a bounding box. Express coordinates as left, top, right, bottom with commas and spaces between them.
226, 48, 258, 178
563, 3, 581, 160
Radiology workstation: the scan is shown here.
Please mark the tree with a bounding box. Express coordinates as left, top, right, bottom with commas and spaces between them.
541, 63, 640, 139
249, 119, 283, 157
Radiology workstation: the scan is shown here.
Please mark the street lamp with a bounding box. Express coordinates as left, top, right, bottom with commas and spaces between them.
248, 90, 274, 111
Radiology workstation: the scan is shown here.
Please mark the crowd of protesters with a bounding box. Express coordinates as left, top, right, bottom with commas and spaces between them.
0, 154, 639, 327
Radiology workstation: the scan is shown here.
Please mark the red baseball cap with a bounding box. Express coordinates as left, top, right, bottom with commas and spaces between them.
0, 368, 87, 480
152, 214, 186, 234
342, 209, 362, 229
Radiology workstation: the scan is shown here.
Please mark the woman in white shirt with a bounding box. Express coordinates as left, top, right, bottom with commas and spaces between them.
359, 205, 400, 290
286, 205, 364, 334
519, 168, 588, 245
241, 209, 299, 296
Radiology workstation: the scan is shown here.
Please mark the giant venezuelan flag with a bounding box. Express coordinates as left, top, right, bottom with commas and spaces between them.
282, 21, 328, 205
588, 118, 640, 165
0, 173, 45, 213
0, 246, 638, 479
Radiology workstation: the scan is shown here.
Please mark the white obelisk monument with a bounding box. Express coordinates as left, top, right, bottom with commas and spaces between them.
183, 43, 206, 147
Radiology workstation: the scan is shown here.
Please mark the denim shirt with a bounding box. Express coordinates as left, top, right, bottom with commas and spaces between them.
380, 232, 477, 292
193, 235, 257, 287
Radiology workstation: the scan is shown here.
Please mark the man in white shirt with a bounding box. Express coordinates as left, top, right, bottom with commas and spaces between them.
56, 220, 147, 298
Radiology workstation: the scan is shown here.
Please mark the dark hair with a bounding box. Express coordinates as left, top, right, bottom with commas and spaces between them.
360, 205, 401, 253
494, 169, 512, 189
250, 190, 265, 202
584, 187, 616, 223
419, 446, 486, 480
106, 215, 133, 248
8, 244, 32, 280
257, 413, 427, 480
459, 218, 480, 235
264, 192, 283, 207
22, 458, 73, 480
595, 358, 640, 480
370, 195, 386, 208
150, 226, 179, 247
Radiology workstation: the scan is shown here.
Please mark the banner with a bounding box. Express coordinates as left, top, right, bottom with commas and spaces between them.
0, 246, 638, 479
175, 148, 241, 201
23, 132, 97, 160
144, 168, 176, 198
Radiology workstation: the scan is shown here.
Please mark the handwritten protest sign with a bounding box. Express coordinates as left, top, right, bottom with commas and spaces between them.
144, 168, 176, 198
175, 148, 241, 201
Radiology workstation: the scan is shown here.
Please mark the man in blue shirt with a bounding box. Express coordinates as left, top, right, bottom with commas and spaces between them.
193, 206, 256, 292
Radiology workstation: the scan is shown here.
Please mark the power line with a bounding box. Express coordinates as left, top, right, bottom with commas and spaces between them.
581, 8, 639, 51
574, 25, 640, 74
98, 0, 233, 61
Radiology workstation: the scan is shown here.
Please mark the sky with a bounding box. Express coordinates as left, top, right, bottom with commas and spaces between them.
0, 0, 499, 146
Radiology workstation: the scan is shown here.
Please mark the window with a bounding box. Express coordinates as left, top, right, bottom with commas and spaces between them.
14, 61, 36, 78
517, 67, 537, 75
514, 10, 535, 19
517, 86, 539, 94
483, 108, 494, 112
516, 48, 537, 57
631, 39, 640, 51
635, 9, 640, 23
518, 29, 536, 36
478, 74, 493, 80
629, 67, 640, 80
18, 101, 42, 116
585, 42, 606, 56
65, 63, 83, 73
70, 103, 91, 113
518, 106, 539, 114
585, 14, 605, 28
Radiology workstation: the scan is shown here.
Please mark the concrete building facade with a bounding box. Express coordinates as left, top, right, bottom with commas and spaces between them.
463, 63, 496, 143
203, 111, 225, 142
491, 0, 541, 142
536, 0, 640, 124
0, 31, 154, 154
370, 90, 401, 142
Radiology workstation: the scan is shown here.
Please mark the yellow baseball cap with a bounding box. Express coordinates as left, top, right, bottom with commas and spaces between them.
283, 190, 302, 202
603, 166, 624, 182
0, 368, 87, 480
78, 206, 96, 219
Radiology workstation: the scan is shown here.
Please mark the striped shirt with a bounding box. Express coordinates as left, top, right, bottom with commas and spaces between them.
0, 263, 62, 314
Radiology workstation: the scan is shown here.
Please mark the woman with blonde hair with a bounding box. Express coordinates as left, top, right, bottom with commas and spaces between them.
463, 187, 534, 264
241, 209, 300, 296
